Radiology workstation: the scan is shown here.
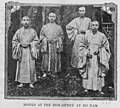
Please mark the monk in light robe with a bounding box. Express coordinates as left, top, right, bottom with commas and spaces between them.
66, 6, 91, 68
39, 12, 63, 77
78, 21, 111, 94
12, 16, 38, 88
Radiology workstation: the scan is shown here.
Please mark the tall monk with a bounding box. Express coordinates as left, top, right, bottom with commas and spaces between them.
39, 12, 63, 77
78, 21, 111, 94
12, 16, 38, 88
66, 6, 91, 69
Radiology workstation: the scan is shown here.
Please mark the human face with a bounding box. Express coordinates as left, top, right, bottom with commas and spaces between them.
91, 21, 99, 33
78, 7, 86, 17
48, 13, 56, 23
21, 16, 30, 28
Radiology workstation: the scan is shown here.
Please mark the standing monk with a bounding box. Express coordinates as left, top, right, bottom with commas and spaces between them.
12, 16, 38, 88
39, 12, 63, 77
78, 21, 111, 94
66, 6, 91, 69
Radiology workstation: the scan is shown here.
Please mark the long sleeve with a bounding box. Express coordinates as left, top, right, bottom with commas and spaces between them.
30, 29, 39, 59
74, 34, 90, 78
12, 29, 20, 49
12, 29, 22, 60
39, 26, 48, 52
66, 19, 78, 41
88, 18, 92, 30
99, 34, 111, 69
57, 26, 64, 52
39, 25, 46, 42
58, 26, 64, 39
30, 29, 38, 44
77, 34, 89, 68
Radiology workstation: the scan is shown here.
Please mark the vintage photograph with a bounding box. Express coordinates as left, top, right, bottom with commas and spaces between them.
5, 1, 117, 100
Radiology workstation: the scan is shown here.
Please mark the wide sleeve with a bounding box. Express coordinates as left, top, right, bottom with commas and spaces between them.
77, 33, 90, 68
31, 29, 38, 43
57, 26, 64, 52
12, 29, 22, 60
58, 26, 64, 39
99, 34, 111, 69
88, 18, 92, 30
30, 29, 39, 59
12, 29, 20, 48
39, 25, 46, 42
66, 18, 78, 41
75, 33, 90, 78
39, 26, 47, 52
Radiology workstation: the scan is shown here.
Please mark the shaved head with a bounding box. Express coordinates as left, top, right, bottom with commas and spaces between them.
92, 21, 99, 29
22, 16, 30, 20
21, 16, 30, 28
48, 12, 56, 23
91, 21, 99, 34
92, 21, 99, 25
49, 12, 56, 17
78, 6, 86, 17
79, 6, 86, 11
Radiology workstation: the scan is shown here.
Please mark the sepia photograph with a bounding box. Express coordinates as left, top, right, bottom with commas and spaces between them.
5, 1, 117, 100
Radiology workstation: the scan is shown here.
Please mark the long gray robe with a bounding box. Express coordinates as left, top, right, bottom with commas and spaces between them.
12, 27, 38, 83
40, 23, 63, 73
78, 30, 111, 90
66, 17, 91, 68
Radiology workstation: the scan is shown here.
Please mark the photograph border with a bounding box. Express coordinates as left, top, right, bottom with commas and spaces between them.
4, 1, 118, 100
